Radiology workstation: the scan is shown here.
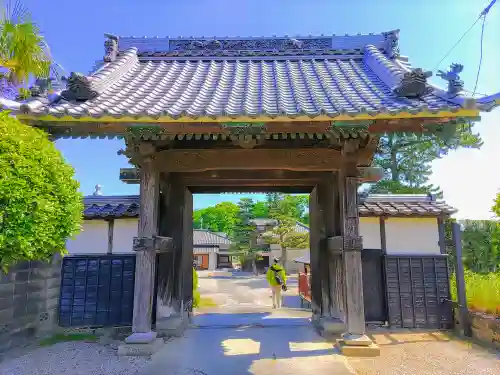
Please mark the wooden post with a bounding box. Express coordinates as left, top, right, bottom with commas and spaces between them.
451, 222, 471, 337
107, 219, 114, 254
126, 156, 159, 343
438, 218, 446, 254
379, 217, 387, 254
342, 175, 366, 337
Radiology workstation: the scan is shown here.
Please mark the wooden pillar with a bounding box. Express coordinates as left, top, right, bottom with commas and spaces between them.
437, 218, 446, 254
308, 187, 323, 316
451, 222, 471, 337
341, 171, 366, 337
324, 172, 346, 322
379, 217, 387, 254
107, 219, 114, 254
127, 156, 159, 342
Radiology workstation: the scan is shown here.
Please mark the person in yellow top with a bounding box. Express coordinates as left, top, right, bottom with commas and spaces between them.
193, 261, 200, 308
266, 258, 287, 309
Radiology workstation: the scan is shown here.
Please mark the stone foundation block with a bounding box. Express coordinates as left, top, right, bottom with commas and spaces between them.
337, 340, 380, 357
156, 312, 189, 337
118, 338, 163, 357
313, 315, 345, 337
341, 333, 372, 346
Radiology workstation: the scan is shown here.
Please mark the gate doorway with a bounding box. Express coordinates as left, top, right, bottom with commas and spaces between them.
361, 249, 387, 323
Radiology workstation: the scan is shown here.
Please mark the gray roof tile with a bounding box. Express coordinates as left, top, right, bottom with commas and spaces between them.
13, 32, 497, 119
82, 194, 455, 222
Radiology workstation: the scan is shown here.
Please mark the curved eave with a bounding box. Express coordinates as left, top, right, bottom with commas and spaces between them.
15, 109, 480, 124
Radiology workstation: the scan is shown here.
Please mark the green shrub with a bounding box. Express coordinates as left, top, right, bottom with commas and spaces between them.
0, 112, 83, 271
450, 270, 500, 316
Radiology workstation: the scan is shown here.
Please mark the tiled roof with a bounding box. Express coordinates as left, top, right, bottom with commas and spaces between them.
359, 194, 456, 216
83, 195, 139, 219
83, 193, 455, 222
9, 31, 499, 119
193, 230, 232, 246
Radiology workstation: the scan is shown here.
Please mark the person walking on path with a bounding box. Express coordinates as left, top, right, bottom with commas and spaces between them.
266, 258, 287, 309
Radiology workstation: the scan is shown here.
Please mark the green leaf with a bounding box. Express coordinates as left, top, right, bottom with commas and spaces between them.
0, 112, 83, 271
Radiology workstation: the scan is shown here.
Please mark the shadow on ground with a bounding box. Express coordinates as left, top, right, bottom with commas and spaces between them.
140, 312, 351, 375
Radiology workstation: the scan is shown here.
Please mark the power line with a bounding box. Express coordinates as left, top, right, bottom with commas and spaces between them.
472, 15, 487, 96
432, 17, 481, 72
431, 0, 497, 97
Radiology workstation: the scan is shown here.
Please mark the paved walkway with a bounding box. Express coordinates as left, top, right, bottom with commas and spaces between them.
137, 271, 500, 375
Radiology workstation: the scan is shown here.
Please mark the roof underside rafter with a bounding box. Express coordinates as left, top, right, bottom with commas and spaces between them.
2, 30, 498, 135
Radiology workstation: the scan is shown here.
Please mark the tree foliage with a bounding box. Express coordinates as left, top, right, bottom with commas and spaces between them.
193, 201, 239, 236
0, 1, 51, 96
229, 198, 258, 268
371, 125, 482, 195
492, 191, 500, 219
0, 112, 83, 271
460, 220, 499, 274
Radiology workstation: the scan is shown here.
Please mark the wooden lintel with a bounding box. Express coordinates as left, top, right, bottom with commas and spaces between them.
154, 148, 343, 172
133, 236, 173, 253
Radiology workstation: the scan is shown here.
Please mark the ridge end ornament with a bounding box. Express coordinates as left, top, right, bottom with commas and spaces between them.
437, 63, 464, 98
104, 33, 119, 62
60, 72, 98, 102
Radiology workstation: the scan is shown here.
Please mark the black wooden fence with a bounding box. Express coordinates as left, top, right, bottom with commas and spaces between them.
59, 255, 136, 327
385, 255, 453, 329
58, 253, 453, 330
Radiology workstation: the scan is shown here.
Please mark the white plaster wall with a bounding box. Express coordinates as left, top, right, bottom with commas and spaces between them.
66, 220, 109, 255
359, 217, 381, 249
385, 217, 440, 255
112, 219, 138, 254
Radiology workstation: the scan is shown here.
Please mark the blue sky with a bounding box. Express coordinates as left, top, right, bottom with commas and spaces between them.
22, 0, 499, 217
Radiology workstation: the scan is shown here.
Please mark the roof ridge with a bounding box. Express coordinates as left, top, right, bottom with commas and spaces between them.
117, 30, 400, 39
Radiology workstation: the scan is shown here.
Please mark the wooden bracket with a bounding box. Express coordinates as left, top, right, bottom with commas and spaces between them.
133, 236, 173, 253
356, 167, 384, 183
327, 235, 363, 255
120, 167, 140, 184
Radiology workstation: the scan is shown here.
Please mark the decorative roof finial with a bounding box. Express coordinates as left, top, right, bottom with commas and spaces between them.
104, 33, 119, 62
394, 68, 433, 98
437, 63, 464, 98
60, 72, 98, 102
383, 29, 400, 59
93, 184, 103, 196
28, 77, 53, 98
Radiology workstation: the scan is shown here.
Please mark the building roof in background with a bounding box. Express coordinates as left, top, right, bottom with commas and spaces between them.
194, 229, 232, 246
82, 193, 456, 221
5, 31, 498, 124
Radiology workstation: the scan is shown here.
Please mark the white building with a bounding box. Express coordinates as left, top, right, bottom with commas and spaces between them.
66, 193, 454, 274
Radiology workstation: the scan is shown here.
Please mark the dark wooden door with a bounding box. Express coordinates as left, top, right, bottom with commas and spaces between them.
361, 249, 387, 323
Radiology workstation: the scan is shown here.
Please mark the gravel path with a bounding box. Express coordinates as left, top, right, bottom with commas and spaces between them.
0, 341, 150, 375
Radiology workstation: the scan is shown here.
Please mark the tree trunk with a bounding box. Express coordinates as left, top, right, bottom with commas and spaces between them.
281, 247, 288, 275
252, 258, 257, 275
389, 134, 399, 181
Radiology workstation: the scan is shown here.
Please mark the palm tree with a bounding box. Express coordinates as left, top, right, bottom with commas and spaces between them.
0, 1, 51, 96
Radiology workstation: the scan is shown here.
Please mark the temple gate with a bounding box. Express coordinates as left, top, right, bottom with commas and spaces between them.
5, 29, 499, 356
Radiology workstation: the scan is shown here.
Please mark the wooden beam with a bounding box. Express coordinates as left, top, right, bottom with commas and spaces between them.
132, 236, 173, 252
120, 167, 382, 185
154, 148, 343, 172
